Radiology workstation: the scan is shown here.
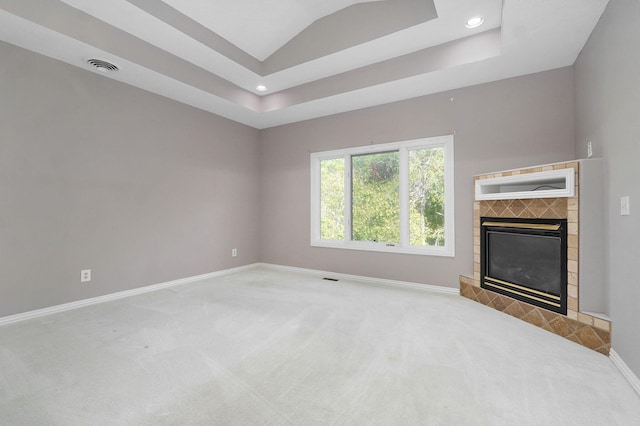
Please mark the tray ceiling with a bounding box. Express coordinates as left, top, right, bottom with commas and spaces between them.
161, 0, 381, 61
0, 0, 609, 129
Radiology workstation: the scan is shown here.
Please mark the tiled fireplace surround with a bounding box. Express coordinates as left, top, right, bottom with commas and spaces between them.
459, 161, 611, 355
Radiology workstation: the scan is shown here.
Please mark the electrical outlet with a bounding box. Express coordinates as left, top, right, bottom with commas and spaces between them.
232, 248, 237, 257
621, 196, 631, 216
80, 269, 91, 283
587, 141, 593, 158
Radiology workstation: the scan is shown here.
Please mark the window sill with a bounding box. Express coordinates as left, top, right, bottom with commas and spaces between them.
311, 240, 455, 257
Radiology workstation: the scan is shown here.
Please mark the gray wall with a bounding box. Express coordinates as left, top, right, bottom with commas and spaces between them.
259, 68, 576, 287
574, 0, 640, 376
0, 41, 261, 317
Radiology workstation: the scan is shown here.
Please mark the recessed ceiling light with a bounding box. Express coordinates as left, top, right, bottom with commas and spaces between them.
465, 16, 485, 29
256, 85, 267, 92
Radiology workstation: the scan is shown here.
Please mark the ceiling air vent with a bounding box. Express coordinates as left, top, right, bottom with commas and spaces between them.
86, 58, 119, 73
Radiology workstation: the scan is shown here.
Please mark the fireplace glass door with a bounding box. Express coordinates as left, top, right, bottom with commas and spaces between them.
481, 218, 567, 314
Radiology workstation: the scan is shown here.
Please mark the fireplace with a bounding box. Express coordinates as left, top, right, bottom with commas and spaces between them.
461, 161, 611, 354
480, 217, 567, 314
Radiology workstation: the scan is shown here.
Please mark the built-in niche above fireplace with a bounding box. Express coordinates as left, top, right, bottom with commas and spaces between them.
460, 160, 611, 355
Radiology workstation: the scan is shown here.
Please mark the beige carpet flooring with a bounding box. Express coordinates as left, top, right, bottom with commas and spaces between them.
1, 266, 639, 425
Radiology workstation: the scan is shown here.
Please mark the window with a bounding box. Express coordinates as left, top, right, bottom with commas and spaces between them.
311, 135, 454, 256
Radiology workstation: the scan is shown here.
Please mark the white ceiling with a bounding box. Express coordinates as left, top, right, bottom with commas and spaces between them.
0, 0, 609, 129
162, 0, 379, 60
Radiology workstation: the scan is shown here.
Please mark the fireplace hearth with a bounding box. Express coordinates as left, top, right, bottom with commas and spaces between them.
481, 217, 567, 314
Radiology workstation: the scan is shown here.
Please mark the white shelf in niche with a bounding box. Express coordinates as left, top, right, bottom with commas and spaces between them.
475, 169, 574, 201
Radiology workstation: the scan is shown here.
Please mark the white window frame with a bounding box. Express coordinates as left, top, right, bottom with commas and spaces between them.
310, 135, 455, 257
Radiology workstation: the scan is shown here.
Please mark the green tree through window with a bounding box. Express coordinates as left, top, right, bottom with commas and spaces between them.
409, 147, 445, 246
320, 158, 344, 240
352, 151, 400, 243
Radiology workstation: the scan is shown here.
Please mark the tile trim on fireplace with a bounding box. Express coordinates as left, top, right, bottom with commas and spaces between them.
462, 161, 611, 355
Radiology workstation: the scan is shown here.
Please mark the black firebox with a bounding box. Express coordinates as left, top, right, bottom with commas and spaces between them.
480, 217, 567, 314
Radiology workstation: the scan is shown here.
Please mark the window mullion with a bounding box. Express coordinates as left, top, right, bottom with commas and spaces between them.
399, 148, 409, 246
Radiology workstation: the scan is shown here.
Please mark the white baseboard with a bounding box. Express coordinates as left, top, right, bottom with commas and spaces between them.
0, 263, 260, 327
256, 262, 459, 296
610, 349, 640, 397
1, 262, 456, 328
